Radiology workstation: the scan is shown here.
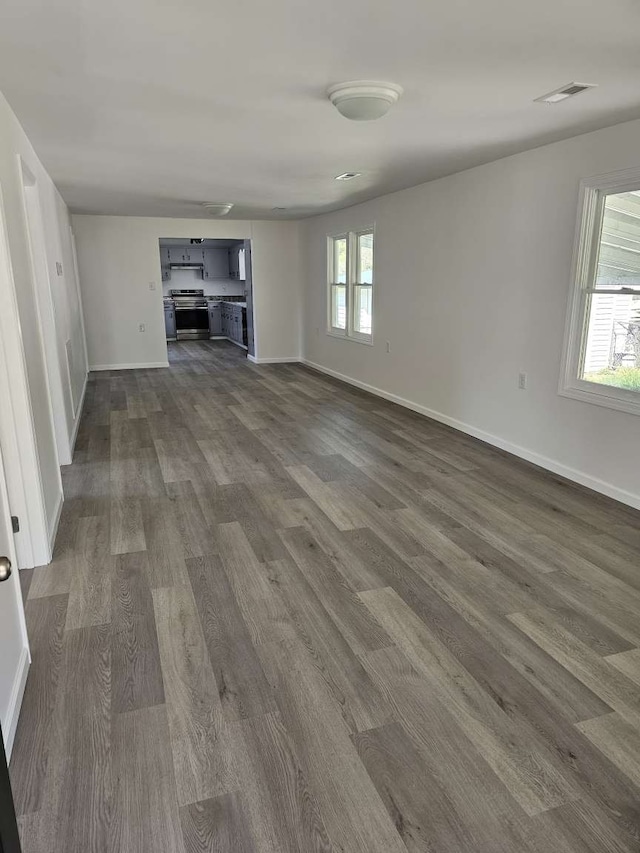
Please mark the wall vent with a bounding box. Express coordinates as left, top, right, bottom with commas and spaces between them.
534, 82, 597, 104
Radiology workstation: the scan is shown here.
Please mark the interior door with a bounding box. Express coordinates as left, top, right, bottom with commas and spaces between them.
0, 440, 28, 756
0, 726, 22, 853
0, 440, 26, 853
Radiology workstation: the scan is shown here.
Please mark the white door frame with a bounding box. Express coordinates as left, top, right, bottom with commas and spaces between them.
18, 158, 71, 466
0, 180, 51, 568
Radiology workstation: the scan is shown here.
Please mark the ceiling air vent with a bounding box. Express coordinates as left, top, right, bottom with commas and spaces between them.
534, 82, 597, 104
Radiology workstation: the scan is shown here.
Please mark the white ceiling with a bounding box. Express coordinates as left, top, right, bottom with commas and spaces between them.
2, 0, 640, 219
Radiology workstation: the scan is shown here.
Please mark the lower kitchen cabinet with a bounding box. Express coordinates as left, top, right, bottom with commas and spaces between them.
203, 301, 246, 346
164, 305, 176, 340
208, 303, 222, 336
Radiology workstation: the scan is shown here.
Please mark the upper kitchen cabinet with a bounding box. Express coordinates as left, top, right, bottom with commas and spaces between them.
160, 247, 171, 280
203, 248, 230, 279
228, 246, 246, 280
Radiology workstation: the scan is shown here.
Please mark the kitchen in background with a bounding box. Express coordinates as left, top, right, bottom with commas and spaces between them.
159, 238, 255, 355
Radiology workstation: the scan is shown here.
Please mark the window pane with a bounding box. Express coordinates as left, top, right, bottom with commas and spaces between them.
331, 284, 346, 329
334, 237, 347, 284
595, 191, 640, 291
581, 291, 640, 390
353, 285, 372, 335
357, 232, 374, 284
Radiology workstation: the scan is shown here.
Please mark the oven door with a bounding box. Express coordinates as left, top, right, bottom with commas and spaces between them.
175, 306, 209, 340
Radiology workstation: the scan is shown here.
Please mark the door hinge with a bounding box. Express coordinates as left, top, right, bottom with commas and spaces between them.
11, 515, 19, 533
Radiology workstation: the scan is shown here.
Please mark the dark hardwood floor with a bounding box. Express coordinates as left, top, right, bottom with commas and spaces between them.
9, 339, 640, 852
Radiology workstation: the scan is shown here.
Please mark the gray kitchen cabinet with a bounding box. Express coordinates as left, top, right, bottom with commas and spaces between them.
233, 305, 242, 342
160, 247, 171, 281
203, 249, 230, 279
164, 304, 176, 340
167, 246, 183, 263
244, 240, 254, 356
168, 245, 203, 263
208, 302, 222, 336
228, 247, 246, 280
228, 248, 238, 279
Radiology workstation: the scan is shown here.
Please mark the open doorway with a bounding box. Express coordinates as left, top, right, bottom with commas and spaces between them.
158, 237, 255, 361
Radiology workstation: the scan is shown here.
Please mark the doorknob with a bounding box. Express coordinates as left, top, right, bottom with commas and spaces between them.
0, 556, 11, 582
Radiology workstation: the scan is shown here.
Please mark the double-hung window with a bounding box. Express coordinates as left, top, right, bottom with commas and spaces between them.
328, 229, 374, 342
561, 171, 640, 415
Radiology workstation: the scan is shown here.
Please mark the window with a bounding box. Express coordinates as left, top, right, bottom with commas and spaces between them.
561, 171, 640, 415
328, 228, 374, 342
329, 235, 347, 331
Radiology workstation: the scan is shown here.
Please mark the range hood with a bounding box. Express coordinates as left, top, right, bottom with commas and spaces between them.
169, 262, 204, 270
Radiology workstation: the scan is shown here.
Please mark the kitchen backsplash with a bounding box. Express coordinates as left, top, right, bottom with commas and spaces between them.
161, 267, 245, 297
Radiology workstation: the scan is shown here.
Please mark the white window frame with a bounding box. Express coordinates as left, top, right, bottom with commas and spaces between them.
560, 168, 640, 416
326, 227, 374, 345
327, 232, 349, 336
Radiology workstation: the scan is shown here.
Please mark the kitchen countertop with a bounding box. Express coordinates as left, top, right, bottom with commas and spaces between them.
164, 298, 246, 307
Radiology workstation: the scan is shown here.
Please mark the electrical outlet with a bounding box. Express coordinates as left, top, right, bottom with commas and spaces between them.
56, 261, 63, 276
386, 341, 391, 353
139, 323, 146, 333
518, 372, 527, 390
148, 281, 156, 291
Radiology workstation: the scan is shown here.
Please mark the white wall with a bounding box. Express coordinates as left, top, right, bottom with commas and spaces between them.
73, 215, 302, 367
0, 92, 87, 565
302, 118, 640, 510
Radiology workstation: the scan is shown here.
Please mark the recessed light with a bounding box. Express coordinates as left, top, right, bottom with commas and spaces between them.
534, 82, 597, 104
335, 172, 361, 181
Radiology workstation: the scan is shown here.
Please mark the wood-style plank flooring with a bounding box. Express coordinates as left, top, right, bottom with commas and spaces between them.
10, 339, 640, 852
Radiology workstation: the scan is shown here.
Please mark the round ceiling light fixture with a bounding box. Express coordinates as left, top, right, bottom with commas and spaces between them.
202, 202, 234, 217
327, 80, 403, 121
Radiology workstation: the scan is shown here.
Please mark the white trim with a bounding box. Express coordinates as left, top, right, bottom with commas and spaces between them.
559, 167, 640, 417
18, 158, 70, 469
303, 359, 640, 511
0, 182, 50, 569
90, 361, 169, 371
3, 646, 30, 761
48, 488, 64, 555
326, 330, 374, 346
69, 372, 88, 457
247, 355, 300, 364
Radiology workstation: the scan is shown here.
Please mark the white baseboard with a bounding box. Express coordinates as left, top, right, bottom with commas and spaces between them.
302, 359, 640, 512
248, 355, 301, 364
69, 372, 88, 457
3, 646, 30, 761
90, 361, 169, 371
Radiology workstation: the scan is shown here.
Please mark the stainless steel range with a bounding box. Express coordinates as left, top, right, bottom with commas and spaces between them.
170, 289, 209, 340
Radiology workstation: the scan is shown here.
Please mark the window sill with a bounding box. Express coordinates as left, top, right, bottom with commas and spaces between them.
559, 381, 640, 417
326, 331, 373, 346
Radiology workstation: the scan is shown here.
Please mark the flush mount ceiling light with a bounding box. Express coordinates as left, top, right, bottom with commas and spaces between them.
534, 82, 597, 104
327, 80, 403, 121
335, 172, 361, 181
202, 202, 234, 216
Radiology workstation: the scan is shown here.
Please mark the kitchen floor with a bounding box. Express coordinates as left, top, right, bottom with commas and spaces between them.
11, 340, 640, 852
